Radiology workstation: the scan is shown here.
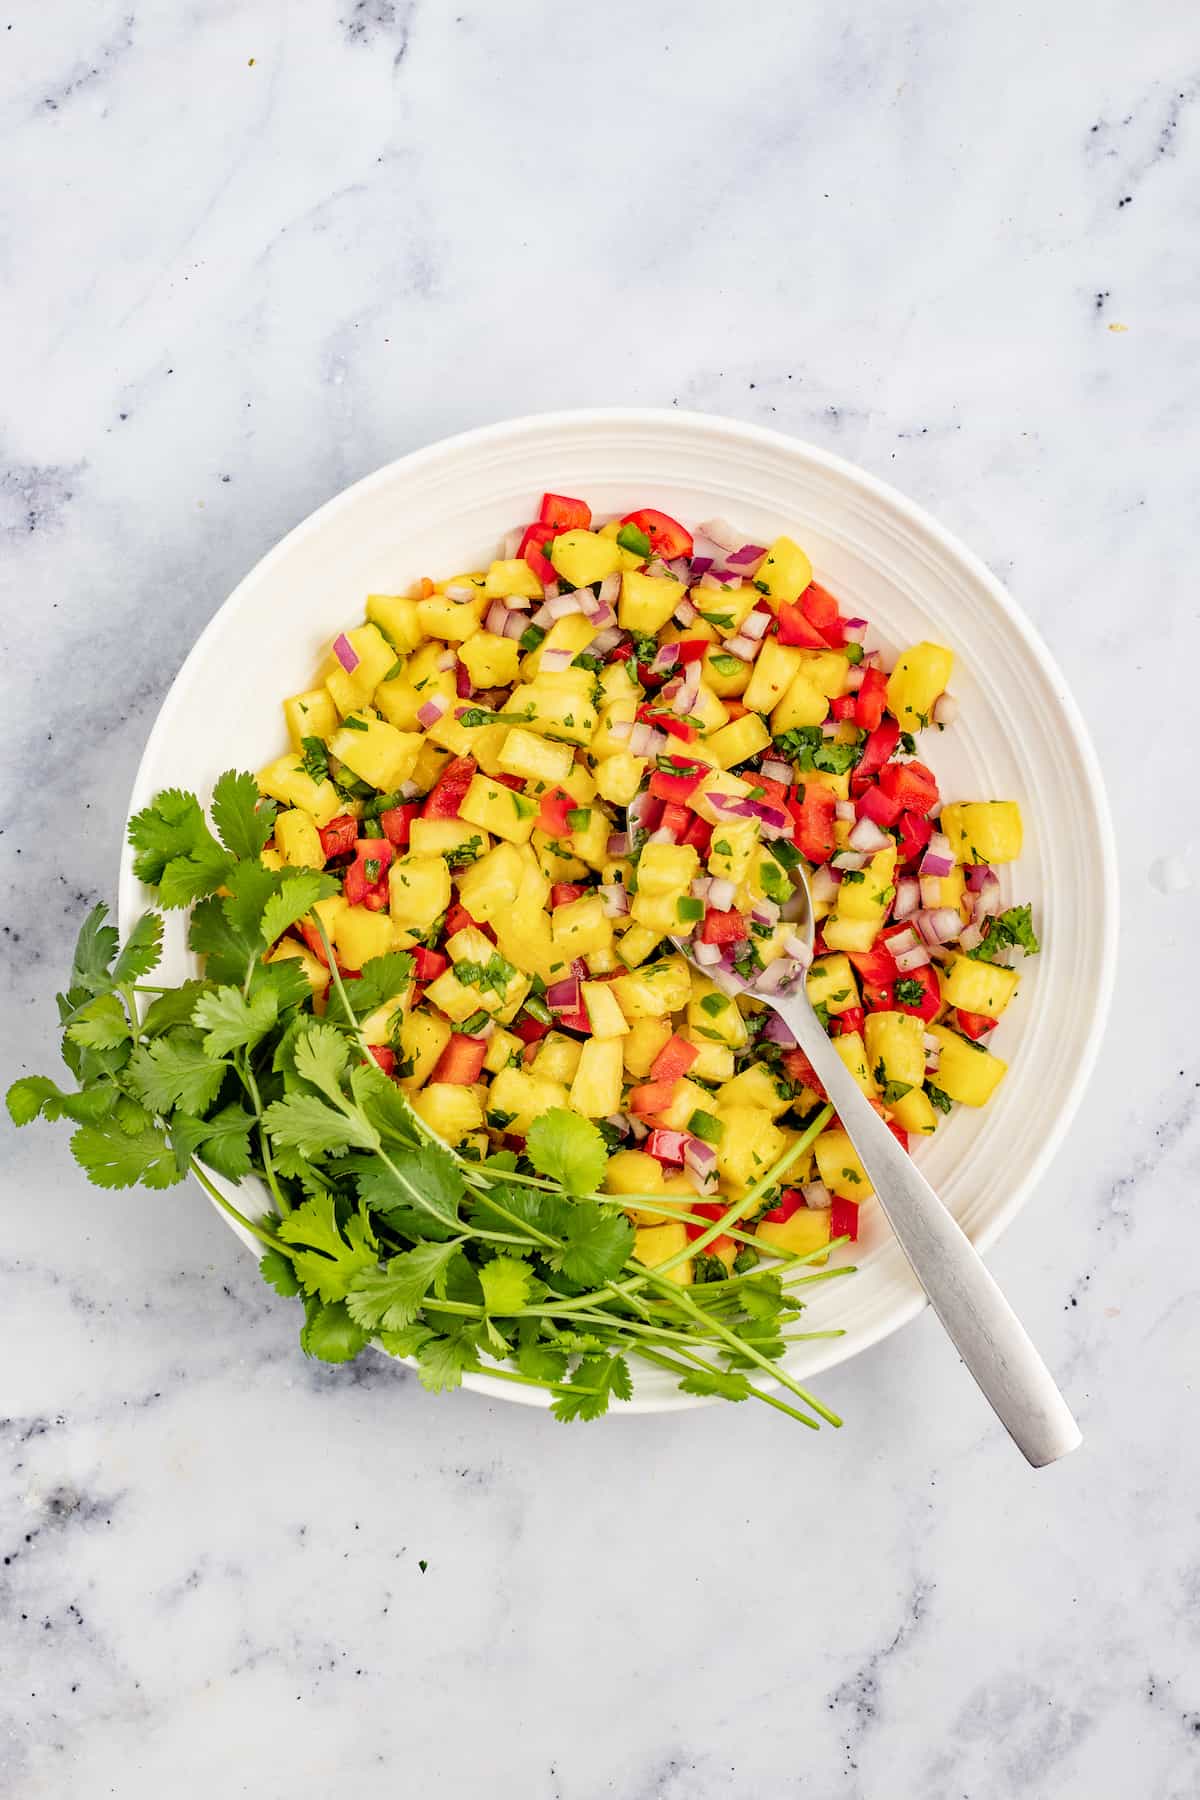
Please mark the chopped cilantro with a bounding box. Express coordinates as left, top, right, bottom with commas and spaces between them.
840, 869, 866, 885
892, 977, 926, 1006
926, 1083, 953, 1113
698, 609, 735, 630
518, 625, 546, 653
699, 993, 729, 1017
967, 905, 1040, 964
340, 715, 369, 732
299, 737, 330, 783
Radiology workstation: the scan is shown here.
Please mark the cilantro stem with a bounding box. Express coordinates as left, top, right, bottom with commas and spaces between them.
633, 1346, 821, 1430
474, 1363, 600, 1400
237, 1051, 290, 1217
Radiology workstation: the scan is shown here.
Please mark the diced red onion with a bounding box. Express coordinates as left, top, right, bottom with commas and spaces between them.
607, 831, 631, 858
782, 933, 812, 965
831, 850, 868, 872
502, 611, 527, 641
740, 608, 771, 642
644, 558, 671, 580
893, 877, 920, 919
665, 557, 692, 583
848, 817, 891, 854
542, 581, 560, 602
629, 723, 668, 758
752, 898, 782, 926
919, 833, 955, 877
690, 875, 713, 902
627, 1115, 649, 1142
810, 864, 842, 904
647, 825, 678, 846
484, 600, 511, 637
887, 926, 919, 956
591, 626, 623, 655
957, 921, 986, 954
444, 583, 477, 602
599, 883, 630, 917
726, 543, 767, 569
584, 600, 617, 630
627, 791, 663, 835
835, 800, 857, 823
893, 940, 931, 973
699, 570, 742, 592
845, 665, 866, 693
762, 1011, 798, 1047
605, 1112, 631, 1137
841, 618, 869, 645
436, 649, 456, 672
539, 648, 574, 673
922, 1031, 940, 1055
698, 518, 742, 552
333, 633, 359, 674
916, 907, 962, 946
688, 557, 714, 579
670, 667, 701, 716
502, 592, 533, 612
760, 758, 792, 784
597, 573, 621, 606
455, 662, 473, 698
609, 718, 633, 742
723, 634, 759, 663
472, 1019, 496, 1041
925, 1053, 941, 1077
707, 878, 736, 911
684, 1163, 720, 1198
802, 1181, 832, 1211
964, 863, 994, 892
932, 693, 958, 727
692, 940, 723, 966
546, 976, 581, 1013
546, 590, 586, 621
674, 599, 698, 625
397, 778, 421, 800
683, 1135, 718, 1175
755, 957, 802, 994
972, 874, 1002, 920
652, 643, 681, 674
417, 696, 447, 729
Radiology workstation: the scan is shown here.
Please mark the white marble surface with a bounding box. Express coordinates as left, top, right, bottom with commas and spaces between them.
3, 3, 1198, 1795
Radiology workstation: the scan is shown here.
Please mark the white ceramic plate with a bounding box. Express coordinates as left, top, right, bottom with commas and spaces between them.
119, 409, 1117, 1413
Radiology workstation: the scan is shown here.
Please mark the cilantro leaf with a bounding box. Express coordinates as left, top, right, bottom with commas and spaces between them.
188, 895, 261, 984
469, 1181, 571, 1244
110, 912, 164, 986
66, 993, 131, 1051
926, 1083, 953, 1113
547, 1202, 634, 1287
279, 1195, 377, 1303
550, 1353, 632, 1422
478, 1256, 535, 1315
127, 788, 232, 908
260, 1248, 300, 1297
291, 1021, 351, 1104
346, 1241, 461, 1331
210, 769, 276, 861
677, 1365, 752, 1402
263, 1091, 380, 1157
69, 1116, 182, 1189
260, 871, 336, 947
300, 1297, 369, 1363
69, 904, 119, 995
191, 986, 279, 1058
526, 1108, 608, 1196
298, 737, 330, 783
336, 952, 414, 1019
416, 1329, 480, 1392
967, 904, 1040, 964
353, 1143, 464, 1240
170, 1103, 255, 1179
127, 1030, 228, 1117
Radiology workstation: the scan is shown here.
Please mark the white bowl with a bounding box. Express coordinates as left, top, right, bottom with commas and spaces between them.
119, 409, 1117, 1414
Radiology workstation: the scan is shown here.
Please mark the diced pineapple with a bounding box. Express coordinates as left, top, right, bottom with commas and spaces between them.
328, 715, 422, 792
284, 688, 338, 751
621, 1016, 673, 1076
706, 818, 759, 887
616, 923, 663, 968
531, 829, 588, 884
396, 1009, 452, 1090
806, 954, 860, 1016
638, 842, 701, 897
523, 613, 597, 676
483, 1028, 520, 1075
754, 536, 813, 604
498, 726, 575, 786
265, 937, 329, 996
886, 641, 954, 733
715, 1106, 787, 1189
590, 698, 640, 761
485, 1066, 570, 1136
548, 894, 609, 961
702, 642, 752, 696
715, 1064, 792, 1117
612, 954, 691, 1019
605, 1149, 670, 1226
832, 1030, 877, 1098
366, 593, 424, 653
567, 808, 612, 871
694, 583, 758, 635
820, 914, 879, 954
771, 672, 829, 734
445, 924, 495, 966
569, 1037, 624, 1118
795, 649, 851, 699
594, 752, 645, 807
388, 855, 452, 931
532, 1032, 584, 1085
649, 1077, 714, 1133
939, 802, 1024, 866
632, 1220, 692, 1286
830, 846, 896, 922
937, 951, 1020, 1019
274, 809, 325, 869
459, 632, 522, 691
507, 678, 597, 747
458, 774, 538, 844
359, 994, 409, 1046
689, 766, 753, 825
416, 593, 487, 643
890, 1086, 938, 1135
698, 712, 773, 770
582, 981, 629, 1039
549, 530, 622, 587
926, 1025, 1007, 1106
411, 1082, 485, 1144
813, 1127, 873, 1199
333, 906, 394, 971
618, 570, 686, 634
685, 977, 748, 1048
684, 1036, 736, 1082
757, 1207, 831, 1260
455, 841, 525, 921
484, 558, 543, 600
257, 756, 341, 827
375, 670, 446, 732
742, 640, 804, 714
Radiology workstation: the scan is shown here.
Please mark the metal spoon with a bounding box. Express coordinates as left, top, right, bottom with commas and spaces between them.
674, 865, 1082, 1468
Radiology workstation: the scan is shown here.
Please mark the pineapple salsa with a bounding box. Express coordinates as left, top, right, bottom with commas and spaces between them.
257, 492, 1041, 1281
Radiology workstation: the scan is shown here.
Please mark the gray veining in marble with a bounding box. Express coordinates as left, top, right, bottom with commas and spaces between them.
3, 3, 1199, 1796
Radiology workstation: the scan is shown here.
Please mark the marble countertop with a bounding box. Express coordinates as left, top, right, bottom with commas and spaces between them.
3, 4, 1198, 1796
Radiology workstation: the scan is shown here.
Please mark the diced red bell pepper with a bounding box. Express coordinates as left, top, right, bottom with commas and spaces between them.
379, 801, 421, 849
492, 772, 524, 791
410, 945, 449, 981
649, 764, 705, 803
658, 800, 692, 840
833, 1006, 865, 1037
698, 908, 748, 945
854, 666, 889, 732
343, 838, 395, 907
444, 900, 494, 942
610, 640, 635, 663
722, 698, 750, 720
801, 582, 843, 644
681, 815, 713, 855
956, 1008, 997, 1041
776, 599, 831, 649
862, 978, 894, 1012
645, 1128, 688, 1165
319, 814, 359, 862
636, 701, 696, 742
431, 1033, 488, 1085
511, 1012, 551, 1044
361, 887, 389, 913
788, 782, 837, 864
782, 1048, 827, 1099
518, 522, 557, 584
853, 716, 901, 787
538, 492, 591, 531
537, 786, 576, 836
620, 508, 694, 561
299, 921, 330, 967
855, 783, 902, 829
891, 963, 940, 1022
829, 1196, 859, 1242
888, 1120, 909, 1151
830, 694, 858, 722
367, 1044, 396, 1077
628, 1079, 680, 1116
650, 1034, 699, 1084
555, 1002, 592, 1034
762, 1187, 805, 1224
746, 773, 790, 809
896, 809, 934, 869
848, 940, 897, 987
674, 638, 709, 664
684, 1200, 735, 1256
551, 882, 589, 909
880, 758, 940, 816
421, 755, 477, 820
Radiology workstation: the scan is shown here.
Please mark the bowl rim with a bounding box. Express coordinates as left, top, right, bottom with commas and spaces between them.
119, 406, 1119, 1413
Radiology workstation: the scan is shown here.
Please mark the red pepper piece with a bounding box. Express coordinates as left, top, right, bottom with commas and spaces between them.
855, 783, 903, 829
761, 1187, 806, 1224
880, 759, 940, 816
788, 782, 837, 864
430, 1033, 489, 1085
852, 717, 901, 787
684, 1200, 734, 1256
681, 814, 713, 855
776, 600, 831, 648
657, 800, 692, 840
379, 802, 421, 849
410, 945, 449, 981
628, 1078, 680, 1116
698, 908, 748, 945
518, 522, 557, 584
674, 638, 709, 664
896, 809, 934, 869
829, 1196, 859, 1242
649, 764, 705, 803
538, 492, 591, 531
421, 755, 477, 821
511, 1013, 551, 1044
801, 582, 844, 644
782, 1048, 827, 1099
833, 1006, 866, 1037
551, 882, 589, 909
537, 786, 576, 836
854, 666, 889, 732
830, 694, 858, 722
367, 1045, 396, 1077
891, 963, 940, 1022
848, 941, 897, 987
649, 1034, 699, 1084
956, 1008, 997, 1040
318, 814, 359, 862
620, 507, 693, 560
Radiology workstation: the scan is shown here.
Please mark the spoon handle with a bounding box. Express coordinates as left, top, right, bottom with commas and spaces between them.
778, 995, 1081, 1468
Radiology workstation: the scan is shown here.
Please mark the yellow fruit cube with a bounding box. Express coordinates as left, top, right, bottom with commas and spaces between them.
498, 727, 575, 786
408, 818, 490, 864
458, 774, 538, 844
333, 906, 394, 971
618, 570, 686, 634
835, 847, 897, 921
702, 712, 772, 770
864, 1010, 926, 1092
396, 1009, 452, 1090
411, 1082, 484, 1145
388, 855, 451, 932
702, 642, 752, 696
582, 981, 629, 1039
274, 809, 325, 870
939, 801, 1024, 866
937, 951, 1020, 1019
889, 1086, 938, 1135
833, 1030, 877, 1098
328, 716, 422, 792
715, 1106, 787, 1189
771, 672, 829, 734
459, 632, 522, 690
359, 995, 409, 1047
685, 975, 748, 1048
416, 593, 487, 643
265, 938, 329, 996
366, 593, 424, 652
455, 841, 526, 921
621, 1016, 673, 1076
886, 642, 954, 733
483, 1028, 521, 1075
632, 1220, 692, 1286
256, 756, 341, 827
757, 1207, 831, 1260
549, 529, 622, 587
813, 1128, 873, 1200
531, 1032, 583, 1085
616, 923, 663, 969
590, 698, 640, 761
594, 752, 645, 807
926, 1025, 1007, 1106
715, 1064, 792, 1117
570, 1037, 624, 1118
742, 640, 804, 715
507, 679, 597, 747
684, 1036, 735, 1082
284, 687, 338, 751
612, 954, 690, 1019
484, 558, 543, 600
485, 1066, 570, 1136
806, 954, 860, 1016
754, 535, 813, 604
551, 893, 612, 959
637, 842, 701, 897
